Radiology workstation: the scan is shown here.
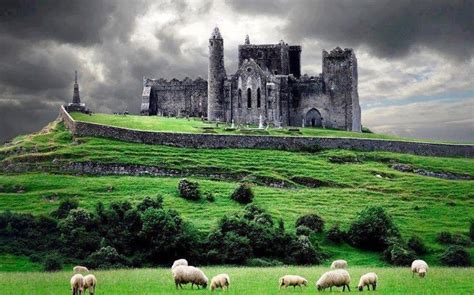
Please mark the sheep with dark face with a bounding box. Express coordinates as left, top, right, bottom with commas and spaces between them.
411, 260, 429, 278
70, 274, 84, 295
357, 272, 378, 291
316, 269, 351, 292
172, 265, 208, 289
279, 275, 308, 289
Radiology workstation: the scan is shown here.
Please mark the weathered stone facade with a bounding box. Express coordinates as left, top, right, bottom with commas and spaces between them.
141, 27, 361, 131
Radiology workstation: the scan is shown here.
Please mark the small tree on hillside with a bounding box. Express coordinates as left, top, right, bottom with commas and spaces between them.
231, 183, 254, 204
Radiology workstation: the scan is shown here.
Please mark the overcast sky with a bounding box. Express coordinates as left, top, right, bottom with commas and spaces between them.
0, 0, 473, 143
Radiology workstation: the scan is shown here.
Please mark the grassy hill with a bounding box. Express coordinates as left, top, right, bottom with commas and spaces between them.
1, 119, 472, 268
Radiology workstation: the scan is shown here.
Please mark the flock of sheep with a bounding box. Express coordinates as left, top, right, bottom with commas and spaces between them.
68, 258, 429, 293
171, 258, 429, 292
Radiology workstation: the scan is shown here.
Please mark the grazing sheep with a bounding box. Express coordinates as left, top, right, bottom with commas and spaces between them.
210, 273, 230, 291
70, 274, 84, 295
411, 260, 429, 278
358, 272, 378, 291
279, 275, 308, 289
172, 265, 208, 289
73, 266, 89, 273
316, 269, 351, 292
83, 274, 97, 295
330, 259, 348, 269
171, 258, 188, 270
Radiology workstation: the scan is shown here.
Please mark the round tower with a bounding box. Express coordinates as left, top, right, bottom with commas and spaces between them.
208, 27, 226, 121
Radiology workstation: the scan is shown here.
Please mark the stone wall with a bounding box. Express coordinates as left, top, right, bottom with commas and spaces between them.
59, 106, 474, 158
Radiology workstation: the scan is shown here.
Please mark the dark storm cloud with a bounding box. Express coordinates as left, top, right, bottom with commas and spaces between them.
228, 0, 474, 60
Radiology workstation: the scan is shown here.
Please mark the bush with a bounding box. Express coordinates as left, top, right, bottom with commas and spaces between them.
327, 224, 345, 244
440, 246, 471, 267
42, 253, 63, 271
230, 183, 254, 204
347, 206, 399, 251
295, 214, 324, 233
86, 246, 128, 269
407, 235, 428, 255
290, 235, 325, 265
137, 195, 163, 212
383, 241, 416, 266
205, 192, 215, 202
51, 198, 79, 219
437, 232, 471, 246
296, 225, 312, 236
178, 179, 201, 200
470, 219, 474, 241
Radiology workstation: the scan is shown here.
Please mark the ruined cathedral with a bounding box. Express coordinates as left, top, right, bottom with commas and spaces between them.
141, 27, 361, 131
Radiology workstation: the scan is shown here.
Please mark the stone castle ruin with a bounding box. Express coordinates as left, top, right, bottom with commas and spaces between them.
141, 27, 361, 131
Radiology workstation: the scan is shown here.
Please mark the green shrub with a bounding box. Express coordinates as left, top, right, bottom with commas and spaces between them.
51, 198, 79, 219
205, 192, 215, 202
470, 219, 474, 241
407, 235, 428, 255
42, 253, 63, 272
440, 246, 471, 267
230, 183, 254, 204
295, 213, 324, 233
327, 224, 345, 244
86, 246, 128, 269
296, 225, 312, 236
290, 235, 325, 265
383, 242, 416, 266
136, 195, 163, 212
436, 231, 453, 244
347, 206, 399, 251
437, 231, 471, 246
178, 179, 201, 200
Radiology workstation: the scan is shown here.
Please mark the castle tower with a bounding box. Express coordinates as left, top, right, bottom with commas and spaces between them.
322, 47, 361, 132
72, 70, 81, 104
208, 27, 226, 121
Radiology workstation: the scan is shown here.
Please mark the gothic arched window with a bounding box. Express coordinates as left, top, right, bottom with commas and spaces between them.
238, 89, 242, 108
257, 88, 261, 108
247, 88, 252, 108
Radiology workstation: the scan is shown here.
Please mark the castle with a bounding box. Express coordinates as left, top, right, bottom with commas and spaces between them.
141, 27, 361, 131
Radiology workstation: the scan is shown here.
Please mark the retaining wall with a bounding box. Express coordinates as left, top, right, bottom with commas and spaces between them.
59, 106, 474, 157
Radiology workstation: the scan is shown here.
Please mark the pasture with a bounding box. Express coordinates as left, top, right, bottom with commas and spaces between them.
0, 266, 472, 294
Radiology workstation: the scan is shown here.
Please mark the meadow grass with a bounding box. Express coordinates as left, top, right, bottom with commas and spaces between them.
0, 266, 472, 294
69, 112, 473, 143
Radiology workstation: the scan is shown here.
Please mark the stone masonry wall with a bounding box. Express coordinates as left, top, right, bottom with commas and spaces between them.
59, 106, 474, 158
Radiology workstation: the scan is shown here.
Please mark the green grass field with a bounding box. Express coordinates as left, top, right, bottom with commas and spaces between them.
0, 121, 473, 267
0, 266, 472, 294
69, 112, 473, 144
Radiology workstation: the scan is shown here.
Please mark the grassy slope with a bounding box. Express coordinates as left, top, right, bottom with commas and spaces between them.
0, 121, 473, 270
0, 266, 473, 294
70, 112, 473, 144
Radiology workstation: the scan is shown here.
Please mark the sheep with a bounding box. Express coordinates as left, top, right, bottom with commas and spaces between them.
279, 275, 308, 289
70, 274, 84, 295
357, 272, 378, 291
411, 260, 429, 278
83, 274, 97, 295
210, 273, 230, 291
73, 266, 89, 273
172, 265, 208, 289
171, 258, 188, 270
316, 269, 351, 292
330, 259, 348, 269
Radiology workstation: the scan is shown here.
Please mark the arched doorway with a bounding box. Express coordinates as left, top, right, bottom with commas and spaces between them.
305, 108, 322, 127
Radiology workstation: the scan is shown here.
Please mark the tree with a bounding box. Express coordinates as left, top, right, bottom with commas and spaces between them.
230, 183, 254, 204
295, 213, 324, 233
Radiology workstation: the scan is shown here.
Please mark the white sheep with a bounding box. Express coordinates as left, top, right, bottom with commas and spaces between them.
171, 258, 188, 270
73, 266, 89, 273
411, 259, 429, 278
210, 273, 230, 291
279, 275, 308, 289
70, 274, 85, 295
357, 272, 378, 291
83, 274, 97, 295
330, 259, 348, 269
172, 265, 208, 289
316, 269, 351, 292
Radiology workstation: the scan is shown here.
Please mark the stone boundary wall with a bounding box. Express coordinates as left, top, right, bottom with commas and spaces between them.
59, 106, 474, 157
